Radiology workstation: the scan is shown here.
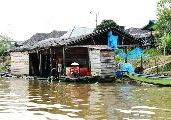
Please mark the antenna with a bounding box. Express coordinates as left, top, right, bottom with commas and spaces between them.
90, 11, 99, 28
69, 26, 75, 38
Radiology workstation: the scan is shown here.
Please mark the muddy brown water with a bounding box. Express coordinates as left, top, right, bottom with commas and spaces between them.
0, 78, 171, 120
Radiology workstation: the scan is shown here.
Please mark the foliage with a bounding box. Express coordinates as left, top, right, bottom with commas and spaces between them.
0, 35, 11, 56
154, 0, 171, 36
144, 48, 161, 57
115, 55, 124, 63
0, 35, 12, 72
153, 0, 171, 54
94, 19, 120, 31
160, 33, 171, 54
0, 56, 10, 72
162, 61, 171, 71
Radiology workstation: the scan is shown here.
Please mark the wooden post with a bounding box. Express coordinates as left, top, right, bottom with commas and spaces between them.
121, 36, 124, 45
39, 50, 42, 76
88, 48, 91, 71
63, 47, 66, 75
125, 46, 128, 63
50, 48, 53, 71
155, 58, 159, 75
140, 55, 143, 68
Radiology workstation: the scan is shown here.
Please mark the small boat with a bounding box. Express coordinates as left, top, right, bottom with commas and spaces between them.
128, 74, 171, 87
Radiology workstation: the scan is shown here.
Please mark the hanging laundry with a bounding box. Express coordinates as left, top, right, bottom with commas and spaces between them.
108, 31, 118, 48
127, 47, 147, 59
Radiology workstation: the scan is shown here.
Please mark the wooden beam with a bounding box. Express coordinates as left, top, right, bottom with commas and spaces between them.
63, 47, 66, 75
88, 48, 91, 71
50, 47, 53, 71
125, 46, 128, 63
39, 51, 42, 76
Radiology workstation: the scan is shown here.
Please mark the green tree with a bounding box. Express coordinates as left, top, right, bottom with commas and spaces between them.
154, 0, 171, 54
154, 0, 171, 35
0, 35, 11, 56
161, 33, 171, 55
94, 19, 120, 31
0, 35, 12, 72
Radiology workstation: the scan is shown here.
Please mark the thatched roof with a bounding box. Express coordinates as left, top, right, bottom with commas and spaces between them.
10, 30, 67, 51
33, 27, 93, 49
23, 30, 67, 47
32, 26, 143, 50
11, 26, 144, 52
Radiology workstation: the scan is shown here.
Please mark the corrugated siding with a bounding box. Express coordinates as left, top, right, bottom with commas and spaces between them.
89, 49, 101, 76
10, 52, 29, 75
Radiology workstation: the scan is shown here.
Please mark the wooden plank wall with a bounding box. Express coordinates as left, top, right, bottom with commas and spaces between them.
100, 50, 115, 77
89, 49, 101, 76
10, 52, 29, 75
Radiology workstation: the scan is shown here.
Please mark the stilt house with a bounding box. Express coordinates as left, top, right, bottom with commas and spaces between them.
10, 27, 143, 79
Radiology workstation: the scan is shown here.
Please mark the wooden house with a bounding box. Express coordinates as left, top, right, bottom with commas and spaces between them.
10, 27, 143, 80
10, 30, 67, 75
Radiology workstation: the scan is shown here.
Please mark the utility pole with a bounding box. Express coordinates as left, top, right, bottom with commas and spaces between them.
90, 11, 99, 28
95, 13, 98, 28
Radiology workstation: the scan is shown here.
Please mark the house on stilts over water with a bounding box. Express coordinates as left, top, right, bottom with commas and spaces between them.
10, 27, 143, 82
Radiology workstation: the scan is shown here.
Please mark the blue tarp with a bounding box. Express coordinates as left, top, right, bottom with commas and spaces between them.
114, 49, 126, 59
115, 47, 148, 60
120, 63, 135, 74
108, 31, 118, 48
127, 47, 145, 59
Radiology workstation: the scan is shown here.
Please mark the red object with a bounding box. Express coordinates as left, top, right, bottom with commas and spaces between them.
70, 66, 80, 77
79, 67, 90, 76
66, 66, 91, 77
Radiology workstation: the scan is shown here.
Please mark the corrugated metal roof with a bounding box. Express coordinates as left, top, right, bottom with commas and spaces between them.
60, 27, 93, 38
11, 26, 143, 52
33, 27, 93, 49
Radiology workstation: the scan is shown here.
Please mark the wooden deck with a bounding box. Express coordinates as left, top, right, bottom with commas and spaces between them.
59, 76, 98, 83
25, 75, 116, 83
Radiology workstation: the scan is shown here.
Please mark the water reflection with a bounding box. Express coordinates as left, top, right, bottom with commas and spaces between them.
0, 78, 171, 119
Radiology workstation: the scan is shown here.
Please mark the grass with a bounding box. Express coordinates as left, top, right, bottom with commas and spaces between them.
128, 74, 171, 86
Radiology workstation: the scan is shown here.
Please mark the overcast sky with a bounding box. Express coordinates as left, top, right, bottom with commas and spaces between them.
0, 0, 157, 41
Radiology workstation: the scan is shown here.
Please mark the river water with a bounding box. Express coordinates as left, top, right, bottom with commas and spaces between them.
0, 78, 171, 120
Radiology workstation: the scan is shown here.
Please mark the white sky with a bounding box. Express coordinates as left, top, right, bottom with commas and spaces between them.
0, 0, 157, 41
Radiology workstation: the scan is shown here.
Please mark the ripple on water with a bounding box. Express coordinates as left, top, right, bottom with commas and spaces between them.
67, 113, 78, 117
116, 108, 155, 115
0, 112, 84, 120
26, 95, 42, 98
131, 106, 158, 110
0, 93, 21, 97
58, 109, 82, 112
48, 97, 55, 99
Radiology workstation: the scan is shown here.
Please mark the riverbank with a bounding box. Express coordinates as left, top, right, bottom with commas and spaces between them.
128, 74, 171, 87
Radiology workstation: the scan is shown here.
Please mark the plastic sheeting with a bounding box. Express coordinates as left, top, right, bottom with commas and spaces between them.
114, 48, 148, 74
108, 31, 118, 48
115, 47, 147, 60
120, 63, 135, 74
127, 47, 146, 59
115, 49, 127, 59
